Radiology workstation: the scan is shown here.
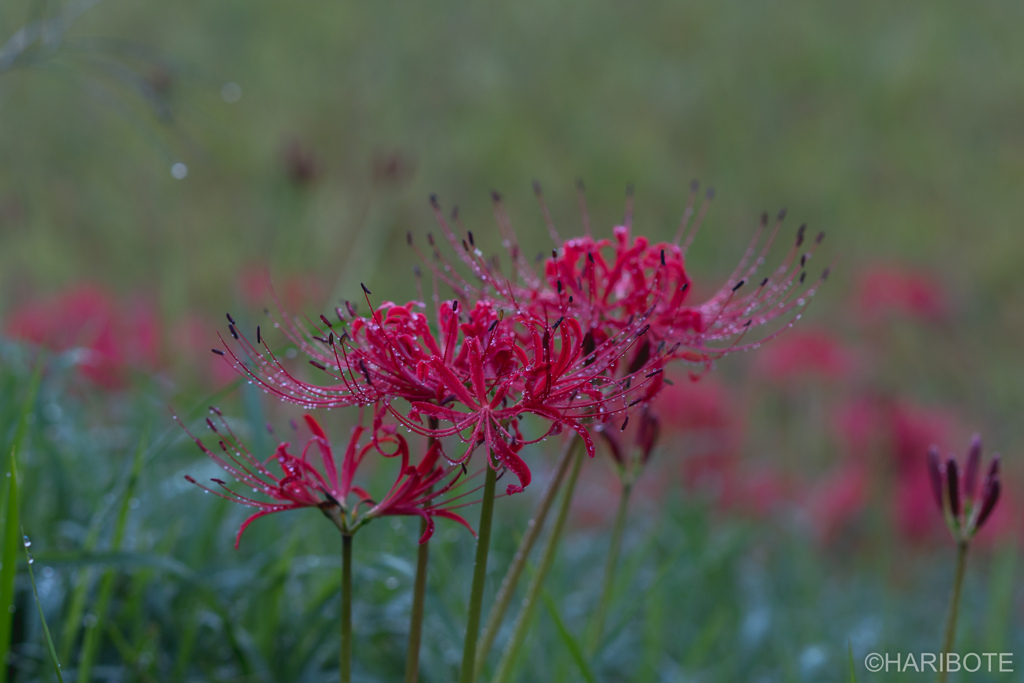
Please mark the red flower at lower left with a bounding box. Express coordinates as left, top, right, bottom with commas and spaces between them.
180, 409, 476, 548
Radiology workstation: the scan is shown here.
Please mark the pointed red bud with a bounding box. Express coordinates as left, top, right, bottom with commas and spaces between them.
976, 476, 1001, 531
946, 457, 960, 518
595, 425, 625, 467
636, 408, 660, 465
964, 433, 982, 501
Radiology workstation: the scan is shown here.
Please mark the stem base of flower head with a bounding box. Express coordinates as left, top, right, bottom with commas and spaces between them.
459, 464, 498, 683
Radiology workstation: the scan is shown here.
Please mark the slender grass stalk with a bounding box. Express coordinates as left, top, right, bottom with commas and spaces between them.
458, 464, 498, 683
490, 448, 584, 683
404, 518, 430, 683
1, 356, 43, 683
0, 456, 21, 683
22, 527, 64, 682
475, 436, 580, 676
341, 533, 353, 683
76, 428, 148, 682
938, 540, 968, 683
586, 478, 632, 655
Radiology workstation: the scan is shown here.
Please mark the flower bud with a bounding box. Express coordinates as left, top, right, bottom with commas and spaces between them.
636, 408, 660, 465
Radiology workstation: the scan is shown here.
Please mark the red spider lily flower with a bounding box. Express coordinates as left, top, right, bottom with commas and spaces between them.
179, 409, 475, 548
5, 284, 159, 389
417, 183, 830, 373
927, 434, 1001, 541
855, 262, 948, 324
215, 182, 825, 494
217, 289, 664, 495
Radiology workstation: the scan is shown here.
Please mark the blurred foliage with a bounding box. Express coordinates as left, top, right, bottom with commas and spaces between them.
0, 347, 1020, 681
2, 0, 1024, 680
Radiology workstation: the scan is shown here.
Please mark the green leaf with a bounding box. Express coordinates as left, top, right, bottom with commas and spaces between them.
0, 356, 43, 683
76, 426, 149, 683
23, 528, 65, 682
541, 591, 597, 683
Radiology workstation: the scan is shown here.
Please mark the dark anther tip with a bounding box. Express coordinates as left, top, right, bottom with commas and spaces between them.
211, 348, 225, 356
575, 178, 585, 191
799, 272, 807, 284
822, 266, 832, 280
705, 187, 716, 199
532, 179, 542, 194
777, 208, 787, 220
625, 183, 635, 196
689, 179, 699, 192
760, 211, 769, 224
660, 249, 666, 266
256, 326, 261, 344
361, 283, 372, 295
226, 313, 236, 324
731, 279, 745, 292
406, 231, 413, 245
468, 231, 475, 246
491, 190, 502, 202
429, 193, 439, 207
816, 231, 825, 245
451, 205, 460, 220
760, 277, 769, 287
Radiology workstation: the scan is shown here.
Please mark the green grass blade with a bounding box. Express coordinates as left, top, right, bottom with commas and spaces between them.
541, 591, 596, 683
0, 462, 19, 683
0, 356, 43, 683
23, 528, 65, 681
76, 426, 148, 683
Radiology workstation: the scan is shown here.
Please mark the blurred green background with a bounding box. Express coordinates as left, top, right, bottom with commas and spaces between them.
4, 0, 1024, 422
2, 0, 1023, 680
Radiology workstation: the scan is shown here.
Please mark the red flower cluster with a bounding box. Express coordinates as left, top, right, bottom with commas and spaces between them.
181, 409, 474, 548
5, 284, 159, 389
208, 183, 825, 506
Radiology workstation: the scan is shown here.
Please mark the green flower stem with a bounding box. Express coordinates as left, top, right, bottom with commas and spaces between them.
938, 540, 969, 683
586, 477, 632, 655
406, 423, 439, 683
341, 533, 353, 683
475, 436, 580, 677
458, 464, 498, 683
491, 447, 584, 683
404, 519, 431, 683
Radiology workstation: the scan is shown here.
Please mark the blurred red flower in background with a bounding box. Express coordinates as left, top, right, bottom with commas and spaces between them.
753, 327, 857, 385
855, 263, 948, 324
5, 284, 159, 388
